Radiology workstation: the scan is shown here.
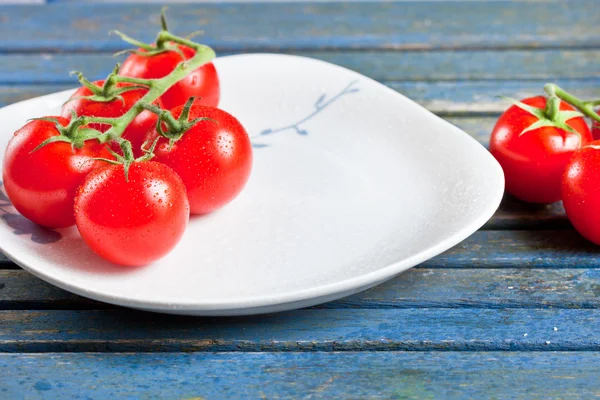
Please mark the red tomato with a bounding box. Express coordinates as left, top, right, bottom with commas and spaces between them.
119, 45, 219, 110
3, 117, 113, 228
489, 96, 591, 203
147, 104, 252, 215
61, 80, 162, 156
74, 161, 189, 266
592, 109, 600, 140
562, 141, 600, 245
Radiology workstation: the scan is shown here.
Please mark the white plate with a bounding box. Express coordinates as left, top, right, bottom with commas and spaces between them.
0, 54, 504, 315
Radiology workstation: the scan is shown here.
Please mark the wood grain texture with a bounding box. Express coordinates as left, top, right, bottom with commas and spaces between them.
1, 2, 599, 52
483, 194, 568, 230
329, 268, 600, 309
1, 51, 598, 83
2, 267, 600, 310
1, 352, 599, 399
0, 308, 598, 352
428, 230, 600, 268
392, 80, 600, 116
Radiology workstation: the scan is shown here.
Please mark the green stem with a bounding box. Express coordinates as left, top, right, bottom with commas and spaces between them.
157, 30, 204, 52
138, 102, 182, 132
545, 83, 600, 123
160, 6, 169, 31
110, 30, 155, 51
101, 64, 121, 94
544, 96, 561, 121
101, 31, 215, 141
80, 115, 120, 126
72, 71, 103, 95
111, 76, 154, 86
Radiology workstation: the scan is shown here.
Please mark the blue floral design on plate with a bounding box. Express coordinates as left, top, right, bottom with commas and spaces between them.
252, 80, 360, 148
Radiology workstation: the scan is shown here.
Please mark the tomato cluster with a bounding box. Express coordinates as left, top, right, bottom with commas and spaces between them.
2, 25, 252, 267
490, 90, 600, 245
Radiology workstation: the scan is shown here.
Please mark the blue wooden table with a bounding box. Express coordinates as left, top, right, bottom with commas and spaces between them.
2, 1, 600, 398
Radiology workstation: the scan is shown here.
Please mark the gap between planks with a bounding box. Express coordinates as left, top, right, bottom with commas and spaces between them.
1, 50, 598, 84
4, 45, 600, 56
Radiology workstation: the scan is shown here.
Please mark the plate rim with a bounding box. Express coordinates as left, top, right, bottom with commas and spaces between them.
0, 53, 505, 314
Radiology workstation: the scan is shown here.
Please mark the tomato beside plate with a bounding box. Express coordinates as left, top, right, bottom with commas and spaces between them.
489, 96, 591, 204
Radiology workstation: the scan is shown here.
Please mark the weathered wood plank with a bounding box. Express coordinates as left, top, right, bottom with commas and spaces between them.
1, 2, 599, 52
0, 270, 93, 308
2, 268, 600, 310
1, 51, 598, 84
429, 230, 600, 268
2, 352, 599, 399
390, 81, 600, 116
331, 268, 600, 309
0, 309, 598, 352
483, 194, 568, 230
447, 116, 496, 146
295, 51, 600, 82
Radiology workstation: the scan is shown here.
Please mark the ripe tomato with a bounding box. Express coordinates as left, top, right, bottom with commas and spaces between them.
74, 161, 189, 266
3, 117, 113, 228
562, 142, 600, 245
119, 45, 219, 110
592, 109, 600, 140
489, 96, 591, 203
147, 104, 252, 215
61, 80, 162, 156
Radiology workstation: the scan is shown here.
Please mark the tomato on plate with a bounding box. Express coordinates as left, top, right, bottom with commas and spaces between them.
489, 96, 591, 204
61, 80, 162, 156
119, 45, 219, 110
3, 117, 113, 228
74, 161, 189, 266
146, 104, 252, 215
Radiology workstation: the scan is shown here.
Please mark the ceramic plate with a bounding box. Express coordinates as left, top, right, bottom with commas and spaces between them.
0, 54, 504, 315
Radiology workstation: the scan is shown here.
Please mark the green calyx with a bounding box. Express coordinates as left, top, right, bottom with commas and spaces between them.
29, 112, 105, 152
503, 96, 584, 137
111, 7, 194, 60
95, 137, 158, 182
504, 84, 600, 140
66, 64, 149, 105
142, 97, 213, 149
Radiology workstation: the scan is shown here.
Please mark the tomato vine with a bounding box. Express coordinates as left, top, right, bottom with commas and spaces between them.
35, 9, 217, 174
